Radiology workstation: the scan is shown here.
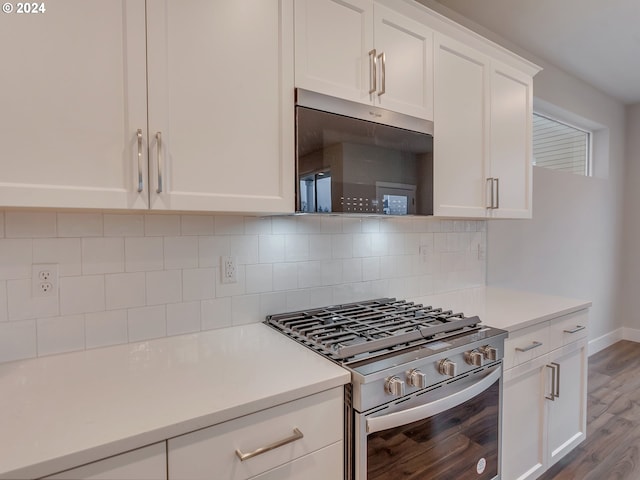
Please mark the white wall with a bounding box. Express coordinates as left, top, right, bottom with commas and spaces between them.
422, 0, 627, 343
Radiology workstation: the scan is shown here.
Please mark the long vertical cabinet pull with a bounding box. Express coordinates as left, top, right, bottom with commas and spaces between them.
486, 178, 494, 209
545, 362, 560, 400
156, 132, 163, 194
368, 49, 377, 94
494, 177, 500, 209
377, 52, 386, 96
552, 361, 560, 398
136, 129, 144, 193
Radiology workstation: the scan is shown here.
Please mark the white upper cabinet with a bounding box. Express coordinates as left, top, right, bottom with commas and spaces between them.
295, 0, 433, 120
147, 0, 294, 213
433, 31, 537, 218
0, 0, 294, 213
0, 1, 149, 209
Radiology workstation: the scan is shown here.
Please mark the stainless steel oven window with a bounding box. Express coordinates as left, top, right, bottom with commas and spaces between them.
352, 364, 502, 480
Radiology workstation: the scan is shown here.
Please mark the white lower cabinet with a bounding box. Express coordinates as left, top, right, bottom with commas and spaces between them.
502, 311, 588, 480
41, 442, 167, 480
167, 387, 343, 480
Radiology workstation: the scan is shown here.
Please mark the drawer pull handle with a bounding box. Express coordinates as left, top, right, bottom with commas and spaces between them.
235, 428, 304, 461
564, 325, 586, 334
515, 341, 543, 352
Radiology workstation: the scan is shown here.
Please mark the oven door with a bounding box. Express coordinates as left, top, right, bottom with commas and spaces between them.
354, 364, 502, 480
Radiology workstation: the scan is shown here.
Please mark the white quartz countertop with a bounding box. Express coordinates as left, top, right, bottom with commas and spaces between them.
415, 286, 592, 332
0, 323, 350, 480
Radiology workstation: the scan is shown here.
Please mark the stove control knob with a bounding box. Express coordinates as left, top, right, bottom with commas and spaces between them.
385, 376, 405, 396
479, 345, 498, 361
465, 350, 484, 367
407, 368, 427, 389
438, 359, 457, 377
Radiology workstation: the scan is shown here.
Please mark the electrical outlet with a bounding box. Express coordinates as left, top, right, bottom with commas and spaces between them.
32, 264, 58, 298
221, 256, 237, 284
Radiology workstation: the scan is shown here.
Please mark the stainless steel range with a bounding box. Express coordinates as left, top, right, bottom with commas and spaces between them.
265, 298, 507, 480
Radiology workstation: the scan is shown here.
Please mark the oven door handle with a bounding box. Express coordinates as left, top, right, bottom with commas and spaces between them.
366, 367, 501, 434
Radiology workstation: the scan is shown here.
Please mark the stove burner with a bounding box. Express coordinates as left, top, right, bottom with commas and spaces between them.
265, 298, 480, 361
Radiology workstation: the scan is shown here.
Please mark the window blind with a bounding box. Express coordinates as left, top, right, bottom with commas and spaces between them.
532, 113, 589, 175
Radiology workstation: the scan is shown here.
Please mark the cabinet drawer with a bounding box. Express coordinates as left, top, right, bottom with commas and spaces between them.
168, 387, 343, 480
504, 321, 550, 369
548, 310, 589, 351
251, 441, 343, 480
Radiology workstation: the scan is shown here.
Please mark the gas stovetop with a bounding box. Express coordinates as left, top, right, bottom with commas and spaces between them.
265, 298, 482, 363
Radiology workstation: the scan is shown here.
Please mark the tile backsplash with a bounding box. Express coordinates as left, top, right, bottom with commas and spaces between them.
0, 211, 486, 363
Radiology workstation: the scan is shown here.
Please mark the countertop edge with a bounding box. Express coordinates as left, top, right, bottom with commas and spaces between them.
503, 300, 593, 333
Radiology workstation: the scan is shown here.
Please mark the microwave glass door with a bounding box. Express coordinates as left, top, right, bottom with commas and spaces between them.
296, 106, 433, 215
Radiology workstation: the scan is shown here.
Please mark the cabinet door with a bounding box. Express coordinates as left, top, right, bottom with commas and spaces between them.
489, 61, 533, 219
546, 340, 588, 467
373, 4, 433, 120
502, 361, 547, 480
146, 0, 294, 213
0, 1, 148, 209
294, 0, 373, 105
42, 442, 166, 480
433, 34, 490, 217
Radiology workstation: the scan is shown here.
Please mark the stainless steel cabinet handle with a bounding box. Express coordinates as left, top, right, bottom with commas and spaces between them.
515, 341, 543, 352
486, 178, 494, 209
553, 361, 560, 398
564, 325, 586, 334
155, 132, 163, 194
136, 129, 144, 193
545, 363, 557, 401
368, 49, 377, 94
235, 428, 304, 461
495, 177, 500, 209
377, 52, 386, 96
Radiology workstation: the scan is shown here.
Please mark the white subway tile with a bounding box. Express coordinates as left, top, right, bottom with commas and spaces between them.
181, 215, 214, 236
37, 314, 85, 356
321, 260, 343, 286
286, 290, 311, 311
440, 220, 454, 233
7, 279, 58, 321
352, 233, 372, 258
370, 232, 389, 257
144, 214, 180, 236
396, 218, 414, 233
164, 236, 198, 270
125, 237, 164, 272
379, 256, 398, 278
411, 217, 430, 233
273, 263, 298, 291
5, 212, 56, 238
477, 221, 487, 232
434, 233, 448, 253
396, 255, 413, 277
272, 216, 297, 234
296, 216, 321, 234
85, 310, 128, 348
146, 270, 181, 306
307, 287, 334, 308
82, 237, 124, 275
215, 265, 246, 297
387, 233, 406, 256
259, 235, 285, 263
105, 272, 146, 310
128, 305, 166, 342
418, 233, 434, 253
342, 217, 362, 233
183, 268, 216, 301
298, 261, 322, 288
167, 301, 200, 336
245, 264, 273, 294
426, 219, 442, 233
244, 217, 272, 235
320, 216, 342, 234
343, 258, 363, 283
405, 233, 420, 256
362, 257, 381, 281
309, 235, 332, 261
0, 320, 36, 362
0, 281, 6, 322
59, 275, 105, 315
362, 218, 380, 233
379, 218, 400, 233
453, 220, 466, 232
215, 216, 244, 235
201, 297, 232, 330
285, 234, 309, 262
331, 234, 353, 259
103, 214, 144, 237
57, 213, 103, 237
0, 239, 32, 280
198, 236, 230, 267
418, 275, 435, 296
229, 235, 259, 264
259, 292, 287, 317
232, 294, 261, 325
33, 238, 81, 276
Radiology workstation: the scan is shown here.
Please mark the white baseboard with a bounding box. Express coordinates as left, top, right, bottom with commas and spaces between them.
621, 327, 640, 343
588, 328, 623, 356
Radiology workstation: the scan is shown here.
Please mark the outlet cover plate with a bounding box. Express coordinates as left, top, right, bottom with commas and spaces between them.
32, 263, 59, 297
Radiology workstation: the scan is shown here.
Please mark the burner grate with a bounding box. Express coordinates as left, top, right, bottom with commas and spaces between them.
265, 298, 480, 360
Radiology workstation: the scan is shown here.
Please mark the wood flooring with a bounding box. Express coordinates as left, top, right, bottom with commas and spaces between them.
538, 340, 640, 480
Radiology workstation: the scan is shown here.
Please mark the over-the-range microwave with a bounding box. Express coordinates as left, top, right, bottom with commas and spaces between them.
295, 88, 434, 216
